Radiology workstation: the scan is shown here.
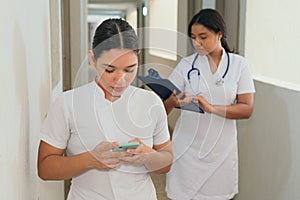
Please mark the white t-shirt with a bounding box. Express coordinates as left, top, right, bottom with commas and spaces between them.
41, 81, 170, 200
166, 49, 255, 200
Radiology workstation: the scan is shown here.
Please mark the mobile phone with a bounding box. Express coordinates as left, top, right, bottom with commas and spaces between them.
112, 142, 139, 152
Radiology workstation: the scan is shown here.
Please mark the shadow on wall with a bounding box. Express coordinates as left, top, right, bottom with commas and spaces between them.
236, 81, 292, 200
39, 16, 51, 122
12, 22, 30, 199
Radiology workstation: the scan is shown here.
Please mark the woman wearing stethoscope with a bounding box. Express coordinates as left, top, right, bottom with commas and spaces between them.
164, 9, 255, 200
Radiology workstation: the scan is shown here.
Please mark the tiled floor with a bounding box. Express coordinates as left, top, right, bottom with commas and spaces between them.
151, 173, 170, 200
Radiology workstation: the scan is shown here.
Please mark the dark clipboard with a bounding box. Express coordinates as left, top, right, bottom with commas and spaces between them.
138, 68, 204, 113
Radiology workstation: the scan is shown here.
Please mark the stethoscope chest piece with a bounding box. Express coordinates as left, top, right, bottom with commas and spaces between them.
215, 78, 224, 86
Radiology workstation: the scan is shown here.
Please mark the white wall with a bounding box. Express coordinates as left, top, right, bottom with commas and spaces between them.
148, 0, 178, 60
0, 0, 64, 199
245, 0, 300, 87
235, 0, 300, 199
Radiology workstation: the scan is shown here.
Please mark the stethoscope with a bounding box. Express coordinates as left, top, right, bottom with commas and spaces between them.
187, 51, 230, 91
186, 51, 230, 159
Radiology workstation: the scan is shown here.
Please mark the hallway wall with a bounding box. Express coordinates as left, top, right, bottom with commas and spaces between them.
235, 0, 300, 199
0, 0, 64, 199
244, 0, 300, 87
236, 81, 300, 200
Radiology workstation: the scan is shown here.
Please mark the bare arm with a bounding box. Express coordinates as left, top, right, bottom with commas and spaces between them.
196, 93, 254, 119
37, 141, 123, 180
146, 140, 173, 174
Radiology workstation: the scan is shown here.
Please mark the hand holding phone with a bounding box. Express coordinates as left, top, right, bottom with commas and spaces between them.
112, 142, 139, 152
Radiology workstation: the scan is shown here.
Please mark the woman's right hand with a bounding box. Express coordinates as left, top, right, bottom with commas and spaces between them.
163, 90, 193, 114
90, 141, 125, 170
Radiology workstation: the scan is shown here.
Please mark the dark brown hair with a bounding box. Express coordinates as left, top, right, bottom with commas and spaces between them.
188, 8, 233, 53
92, 18, 139, 59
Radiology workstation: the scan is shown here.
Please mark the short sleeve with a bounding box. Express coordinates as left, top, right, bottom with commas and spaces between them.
152, 95, 170, 145
40, 95, 70, 149
168, 59, 187, 91
237, 60, 256, 94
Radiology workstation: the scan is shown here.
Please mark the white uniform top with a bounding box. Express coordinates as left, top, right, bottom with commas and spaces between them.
41, 81, 170, 200
166, 49, 255, 200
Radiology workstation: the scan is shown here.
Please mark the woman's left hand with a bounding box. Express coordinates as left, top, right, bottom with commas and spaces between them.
194, 93, 254, 119
193, 95, 213, 113
119, 138, 155, 166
